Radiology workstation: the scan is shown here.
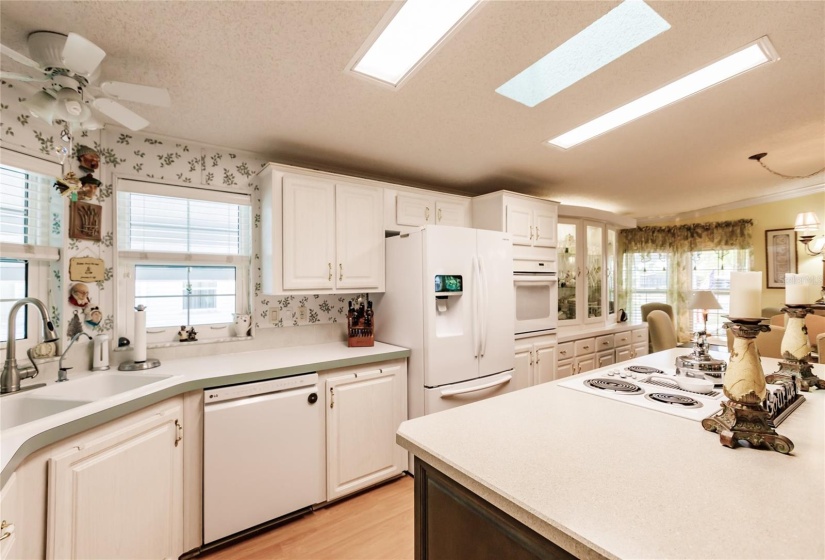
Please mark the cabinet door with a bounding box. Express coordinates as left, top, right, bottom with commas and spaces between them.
47, 403, 183, 559
505, 204, 533, 246
533, 207, 557, 248
556, 359, 574, 379
576, 355, 596, 374
435, 199, 466, 227
534, 342, 556, 384
597, 350, 615, 368
514, 340, 534, 386
283, 175, 336, 290
557, 222, 579, 324
615, 345, 633, 364
396, 193, 433, 226
584, 222, 604, 324
0, 474, 17, 560
336, 183, 383, 290
326, 366, 407, 501
632, 341, 649, 359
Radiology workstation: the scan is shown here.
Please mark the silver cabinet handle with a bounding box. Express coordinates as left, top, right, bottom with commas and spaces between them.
328, 263, 332, 281
425, 207, 430, 221
536, 226, 540, 240
530, 226, 534, 240
339, 263, 343, 281
437, 208, 442, 222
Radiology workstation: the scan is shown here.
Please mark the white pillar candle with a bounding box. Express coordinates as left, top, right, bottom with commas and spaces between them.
729, 271, 762, 318
785, 274, 809, 305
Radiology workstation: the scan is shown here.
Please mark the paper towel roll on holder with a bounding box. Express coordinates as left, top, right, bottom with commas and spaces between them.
118, 304, 161, 371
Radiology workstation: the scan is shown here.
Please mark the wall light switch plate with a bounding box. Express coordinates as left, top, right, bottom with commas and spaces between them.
298, 305, 308, 322
269, 308, 279, 324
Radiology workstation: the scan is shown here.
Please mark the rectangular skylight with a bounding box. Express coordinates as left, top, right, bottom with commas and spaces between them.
497, 0, 670, 107
548, 36, 779, 149
351, 0, 480, 87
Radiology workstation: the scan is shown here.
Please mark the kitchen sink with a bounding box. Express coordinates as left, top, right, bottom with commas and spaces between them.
0, 396, 92, 430
35, 373, 174, 401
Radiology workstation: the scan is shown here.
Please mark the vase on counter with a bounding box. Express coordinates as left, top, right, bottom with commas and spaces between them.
233, 313, 252, 337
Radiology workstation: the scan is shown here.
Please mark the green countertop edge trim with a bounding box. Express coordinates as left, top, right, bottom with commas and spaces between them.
1, 348, 410, 486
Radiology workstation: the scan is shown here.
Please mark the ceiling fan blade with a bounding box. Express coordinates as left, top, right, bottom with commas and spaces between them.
1, 43, 44, 71
101, 81, 171, 107
61, 33, 105, 76
0, 71, 48, 82
93, 98, 149, 131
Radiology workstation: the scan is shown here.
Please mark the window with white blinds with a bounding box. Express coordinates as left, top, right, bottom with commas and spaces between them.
0, 148, 61, 346
1, 161, 55, 249
117, 180, 251, 261
116, 179, 252, 338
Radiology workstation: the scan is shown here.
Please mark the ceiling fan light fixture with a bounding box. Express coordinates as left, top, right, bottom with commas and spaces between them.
81, 114, 104, 131
54, 88, 90, 122
547, 35, 779, 149
23, 90, 57, 125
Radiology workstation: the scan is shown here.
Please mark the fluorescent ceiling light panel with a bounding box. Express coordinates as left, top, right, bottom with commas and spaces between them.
548, 36, 779, 149
496, 0, 670, 107
352, 0, 480, 86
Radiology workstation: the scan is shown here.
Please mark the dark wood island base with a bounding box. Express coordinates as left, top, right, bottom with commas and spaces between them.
414, 459, 577, 560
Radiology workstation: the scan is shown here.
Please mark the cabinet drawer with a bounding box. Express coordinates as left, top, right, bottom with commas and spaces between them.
597, 350, 615, 368
596, 334, 614, 351
632, 328, 648, 342
557, 342, 574, 360
574, 338, 595, 356
614, 331, 631, 346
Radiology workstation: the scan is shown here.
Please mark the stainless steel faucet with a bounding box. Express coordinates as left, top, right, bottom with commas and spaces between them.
57, 332, 93, 382
1, 297, 59, 394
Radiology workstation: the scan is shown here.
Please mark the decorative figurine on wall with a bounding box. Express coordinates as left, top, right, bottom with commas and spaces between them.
66, 310, 84, 339
187, 327, 198, 342
178, 326, 189, 342
77, 174, 101, 201
54, 171, 83, 198
69, 282, 90, 308
76, 145, 101, 174
84, 305, 102, 327
69, 200, 102, 241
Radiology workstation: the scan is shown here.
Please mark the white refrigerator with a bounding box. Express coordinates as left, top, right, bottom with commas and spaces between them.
376, 226, 521, 420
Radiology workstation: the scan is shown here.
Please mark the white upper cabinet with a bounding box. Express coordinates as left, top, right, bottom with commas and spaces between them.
386, 190, 471, 233
259, 165, 384, 294
472, 191, 559, 255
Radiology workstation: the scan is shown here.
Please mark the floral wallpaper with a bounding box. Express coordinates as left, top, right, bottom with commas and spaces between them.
0, 80, 355, 346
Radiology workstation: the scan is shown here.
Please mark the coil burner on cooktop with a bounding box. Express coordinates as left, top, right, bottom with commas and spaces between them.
625, 365, 664, 375
583, 378, 644, 395
645, 392, 703, 408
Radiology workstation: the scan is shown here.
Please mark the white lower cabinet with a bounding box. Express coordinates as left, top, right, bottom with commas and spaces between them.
516, 334, 557, 386
323, 360, 407, 501
0, 474, 18, 560
46, 398, 184, 560
557, 325, 649, 378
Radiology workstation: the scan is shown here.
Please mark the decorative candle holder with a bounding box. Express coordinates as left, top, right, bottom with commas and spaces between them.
702, 319, 794, 454
766, 305, 825, 391
675, 330, 727, 379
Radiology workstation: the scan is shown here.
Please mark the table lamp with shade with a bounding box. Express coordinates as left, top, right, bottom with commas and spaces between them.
675, 290, 726, 379
795, 211, 825, 302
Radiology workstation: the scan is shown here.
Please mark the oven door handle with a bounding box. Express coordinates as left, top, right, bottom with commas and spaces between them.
440, 374, 512, 397
514, 277, 558, 285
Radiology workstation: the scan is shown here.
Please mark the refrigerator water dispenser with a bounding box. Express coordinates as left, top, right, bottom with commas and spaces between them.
434, 275, 463, 335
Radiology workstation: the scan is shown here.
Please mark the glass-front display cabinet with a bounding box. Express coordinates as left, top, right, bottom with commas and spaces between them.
557, 219, 617, 326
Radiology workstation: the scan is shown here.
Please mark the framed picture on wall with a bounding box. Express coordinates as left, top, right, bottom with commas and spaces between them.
765, 228, 797, 288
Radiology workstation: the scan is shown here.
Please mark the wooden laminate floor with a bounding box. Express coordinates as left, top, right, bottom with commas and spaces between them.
201, 475, 414, 560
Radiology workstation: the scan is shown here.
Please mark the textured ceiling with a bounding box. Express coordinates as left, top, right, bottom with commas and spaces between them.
1, 1, 823, 218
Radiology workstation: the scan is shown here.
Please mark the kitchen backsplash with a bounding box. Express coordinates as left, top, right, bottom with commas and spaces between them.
0, 81, 357, 354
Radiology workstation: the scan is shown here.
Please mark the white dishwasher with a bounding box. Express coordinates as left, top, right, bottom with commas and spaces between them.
203, 372, 325, 544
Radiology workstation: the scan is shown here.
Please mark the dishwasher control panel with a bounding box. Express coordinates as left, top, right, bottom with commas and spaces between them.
204, 372, 318, 404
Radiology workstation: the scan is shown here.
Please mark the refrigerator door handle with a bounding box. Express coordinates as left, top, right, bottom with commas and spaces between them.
479, 256, 489, 357
439, 374, 512, 397
472, 256, 480, 358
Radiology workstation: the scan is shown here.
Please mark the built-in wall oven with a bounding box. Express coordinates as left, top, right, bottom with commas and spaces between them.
513, 259, 558, 336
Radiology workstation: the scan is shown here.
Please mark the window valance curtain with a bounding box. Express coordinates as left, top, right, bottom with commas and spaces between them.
621, 219, 753, 254
619, 219, 754, 342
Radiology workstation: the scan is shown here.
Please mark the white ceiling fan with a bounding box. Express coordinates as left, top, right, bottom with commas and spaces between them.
0, 31, 171, 131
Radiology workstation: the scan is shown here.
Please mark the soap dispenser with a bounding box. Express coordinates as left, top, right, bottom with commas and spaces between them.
92, 333, 110, 371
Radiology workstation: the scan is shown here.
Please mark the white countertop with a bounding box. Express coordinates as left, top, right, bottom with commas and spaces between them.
1, 341, 409, 484
397, 349, 825, 560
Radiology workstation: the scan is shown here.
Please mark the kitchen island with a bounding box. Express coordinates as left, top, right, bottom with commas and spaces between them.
397, 348, 824, 559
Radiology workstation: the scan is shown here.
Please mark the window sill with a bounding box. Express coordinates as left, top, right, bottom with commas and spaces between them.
113, 335, 254, 352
